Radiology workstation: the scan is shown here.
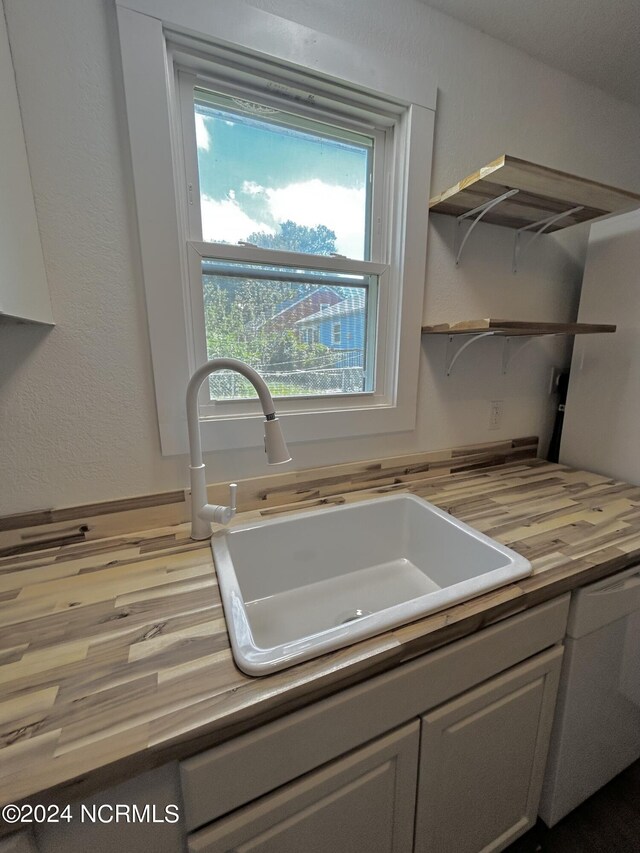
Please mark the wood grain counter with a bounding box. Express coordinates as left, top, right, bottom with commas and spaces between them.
2, 455, 640, 814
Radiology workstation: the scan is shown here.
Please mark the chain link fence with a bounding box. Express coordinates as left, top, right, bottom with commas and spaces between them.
208, 365, 365, 399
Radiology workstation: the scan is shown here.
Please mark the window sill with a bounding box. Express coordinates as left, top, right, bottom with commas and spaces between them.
160, 399, 418, 456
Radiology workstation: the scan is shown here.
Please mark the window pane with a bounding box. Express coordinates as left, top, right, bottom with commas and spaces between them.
201, 260, 375, 400
194, 89, 373, 260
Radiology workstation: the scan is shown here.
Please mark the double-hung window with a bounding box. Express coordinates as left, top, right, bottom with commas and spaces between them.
116, 0, 435, 455
181, 77, 386, 406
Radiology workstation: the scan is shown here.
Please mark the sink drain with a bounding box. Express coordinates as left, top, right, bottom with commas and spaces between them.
336, 608, 373, 626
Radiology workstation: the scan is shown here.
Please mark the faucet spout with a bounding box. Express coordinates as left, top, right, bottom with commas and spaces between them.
186, 358, 291, 540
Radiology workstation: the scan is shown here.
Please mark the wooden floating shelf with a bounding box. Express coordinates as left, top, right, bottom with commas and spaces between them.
422, 320, 617, 374
429, 155, 640, 232
422, 319, 617, 337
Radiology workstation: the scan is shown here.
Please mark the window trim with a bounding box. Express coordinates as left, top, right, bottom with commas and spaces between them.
116, 0, 436, 456
116, 0, 437, 113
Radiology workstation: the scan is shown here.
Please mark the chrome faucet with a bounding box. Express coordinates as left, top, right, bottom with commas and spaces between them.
186, 358, 291, 540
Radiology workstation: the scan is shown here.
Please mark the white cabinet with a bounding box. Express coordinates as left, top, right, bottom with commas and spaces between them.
6, 598, 567, 853
182, 598, 567, 853
540, 565, 640, 826
414, 646, 563, 853
33, 764, 185, 853
0, 2, 52, 324
187, 723, 419, 853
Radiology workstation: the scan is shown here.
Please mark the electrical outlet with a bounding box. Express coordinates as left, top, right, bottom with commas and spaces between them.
489, 400, 503, 430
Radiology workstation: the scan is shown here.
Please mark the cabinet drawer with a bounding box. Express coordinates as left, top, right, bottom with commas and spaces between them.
187, 722, 419, 853
181, 595, 568, 830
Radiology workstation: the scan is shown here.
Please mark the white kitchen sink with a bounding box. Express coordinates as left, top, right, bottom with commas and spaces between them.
211, 493, 531, 675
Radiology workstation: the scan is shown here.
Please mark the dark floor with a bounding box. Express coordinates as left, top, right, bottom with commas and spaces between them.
506, 760, 640, 852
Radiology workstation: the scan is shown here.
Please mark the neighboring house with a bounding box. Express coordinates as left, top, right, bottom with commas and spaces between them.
295, 290, 366, 366
255, 286, 342, 335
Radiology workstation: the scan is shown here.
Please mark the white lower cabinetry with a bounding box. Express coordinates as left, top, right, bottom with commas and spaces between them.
188, 723, 419, 853
415, 646, 563, 853
3, 597, 568, 853
186, 646, 562, 853
183, 598, 567, 853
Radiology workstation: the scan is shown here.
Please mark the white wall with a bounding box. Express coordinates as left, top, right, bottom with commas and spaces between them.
1, 0, 640, 515
560, 208, 640, 484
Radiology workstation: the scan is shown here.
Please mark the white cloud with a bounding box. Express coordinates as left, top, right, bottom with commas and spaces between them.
242, 181, 266, 196
200, 194, 274, 244
195, 114, 210, 151
200, 179, 366, 255
265, 179, 366, 258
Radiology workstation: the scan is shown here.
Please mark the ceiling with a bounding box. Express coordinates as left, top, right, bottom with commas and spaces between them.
419, 0, 640, 108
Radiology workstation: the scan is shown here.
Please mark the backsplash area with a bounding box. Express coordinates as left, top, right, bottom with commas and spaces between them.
0, 437, 537, 557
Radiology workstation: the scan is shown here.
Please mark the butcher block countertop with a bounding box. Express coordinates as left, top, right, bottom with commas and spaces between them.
2, 443, 640, 812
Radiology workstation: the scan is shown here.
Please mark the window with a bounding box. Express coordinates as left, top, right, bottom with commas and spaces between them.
116, 0, 435, 455
197, 254, 377, 399
181, 74, 385, 406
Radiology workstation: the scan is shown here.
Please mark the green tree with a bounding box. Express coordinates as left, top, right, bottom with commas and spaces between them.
247, 220, 337, 255
203, 275, 336, 386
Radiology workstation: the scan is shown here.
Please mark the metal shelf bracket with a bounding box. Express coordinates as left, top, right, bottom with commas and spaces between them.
454, 189, 520, 266
501, 336, 538, 374
445, 331, 564, 375
512, 206, 584, 273
446, 332, 495, 375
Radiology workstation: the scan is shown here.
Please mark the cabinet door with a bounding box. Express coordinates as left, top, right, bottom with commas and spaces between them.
414, 646, 562, 853
34, 764, 185, 853
187, 722, 419, 853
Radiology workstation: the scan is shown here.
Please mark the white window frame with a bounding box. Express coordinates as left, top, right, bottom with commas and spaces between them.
116, 0, 436, 456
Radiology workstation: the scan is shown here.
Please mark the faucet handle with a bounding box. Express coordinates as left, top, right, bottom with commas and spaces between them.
209, 484, 238, 525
